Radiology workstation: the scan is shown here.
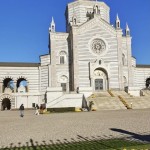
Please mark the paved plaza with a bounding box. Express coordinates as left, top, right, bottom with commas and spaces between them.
0, 109, 150, 148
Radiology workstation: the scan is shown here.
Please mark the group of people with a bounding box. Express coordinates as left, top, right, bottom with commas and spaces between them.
19, 103, 45, 117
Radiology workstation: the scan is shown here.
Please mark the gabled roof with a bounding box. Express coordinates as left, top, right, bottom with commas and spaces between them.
76, 15, 116, 35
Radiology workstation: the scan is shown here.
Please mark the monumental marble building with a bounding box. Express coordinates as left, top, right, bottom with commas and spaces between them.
0, 0, 150, 110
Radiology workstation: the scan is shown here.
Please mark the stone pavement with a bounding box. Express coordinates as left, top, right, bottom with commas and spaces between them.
0, 109, 150, 148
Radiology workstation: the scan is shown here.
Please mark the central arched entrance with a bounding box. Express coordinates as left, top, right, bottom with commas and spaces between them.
93, 68, 108, 91
1, 98, 11, 110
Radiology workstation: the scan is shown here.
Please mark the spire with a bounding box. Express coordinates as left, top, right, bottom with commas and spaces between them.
50, 17, 55, 32
116, 14, 119, 20
126, 23, 129, 30
51, 17, 55, 25
115, 13, 120, 29
125, 23, 130, 36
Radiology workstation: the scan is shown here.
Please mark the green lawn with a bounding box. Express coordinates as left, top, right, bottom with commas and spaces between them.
1, 139, 150, 150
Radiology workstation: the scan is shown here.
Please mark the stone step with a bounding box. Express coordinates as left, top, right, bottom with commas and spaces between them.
93, 92, 111, 97
124, 97, 150, 109
141, 90, 150, 96
111, 91, 131, 98
87, 97, 126, 110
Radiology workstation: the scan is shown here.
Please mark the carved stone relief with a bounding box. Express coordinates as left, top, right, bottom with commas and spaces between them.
94, 70, 105, 77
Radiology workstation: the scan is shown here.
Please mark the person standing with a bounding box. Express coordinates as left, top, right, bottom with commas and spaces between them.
19, 104, 24, 117
35, 104, 39, 115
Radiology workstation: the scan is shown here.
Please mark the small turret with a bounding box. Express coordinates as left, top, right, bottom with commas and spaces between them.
93, 4, 100, 15
125, 23, 130, 36
49, 17, 55, 32
115, 14, 120, 29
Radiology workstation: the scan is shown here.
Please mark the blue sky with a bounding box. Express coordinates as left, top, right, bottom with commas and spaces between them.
0, 0, 150, 64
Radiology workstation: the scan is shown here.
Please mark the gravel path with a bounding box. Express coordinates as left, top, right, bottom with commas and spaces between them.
0, 109, 150, 148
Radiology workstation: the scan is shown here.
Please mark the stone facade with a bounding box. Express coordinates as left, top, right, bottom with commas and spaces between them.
0, 0, 150, 109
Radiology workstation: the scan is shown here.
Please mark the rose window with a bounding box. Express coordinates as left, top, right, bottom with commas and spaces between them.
91, 39, 106, 55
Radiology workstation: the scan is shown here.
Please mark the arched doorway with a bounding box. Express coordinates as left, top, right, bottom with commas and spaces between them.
1, 98, 11, 110
60, 75, 68, 92
146, 78, 150, 89
93, 68, 108, 91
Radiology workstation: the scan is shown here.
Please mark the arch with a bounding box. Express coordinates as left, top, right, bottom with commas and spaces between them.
16, 77, 28, 92
60, 75, 68, 92
93, 5, 98, 14
117, 22, 120, 28
94, 67, 108, 79
59, 51, 67, 64
73, 17, 77, 25
2, 77, 14, 93
60, 75, 68, 82
16, 76, 28, 82
1, 98, 11, 110
93, 68, 109, 91
52, 25, 54, 30
93, 4, 100, 14
126, 30, 130, 36
146, 78, 150, 89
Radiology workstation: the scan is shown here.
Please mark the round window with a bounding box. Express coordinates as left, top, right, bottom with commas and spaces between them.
91, 39, 106, 55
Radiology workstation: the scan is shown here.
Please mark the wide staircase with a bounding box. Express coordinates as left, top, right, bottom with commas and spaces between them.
87, 90, 150, 110
123, 90, 150, 109
87, 91, 126, 110
111, 90, 150, 110
46, 90, 150, 110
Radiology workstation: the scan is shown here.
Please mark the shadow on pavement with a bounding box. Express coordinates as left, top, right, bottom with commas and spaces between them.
1, 134, 150, 150
110, 128, 150, 143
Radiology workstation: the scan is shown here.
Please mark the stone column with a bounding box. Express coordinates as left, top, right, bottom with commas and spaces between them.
26, 81, 29, 93
14, 82, 17, 93
27, 82, 29, 92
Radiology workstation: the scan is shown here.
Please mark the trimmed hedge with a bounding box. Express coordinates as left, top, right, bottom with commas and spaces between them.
47, 107, 75, 112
